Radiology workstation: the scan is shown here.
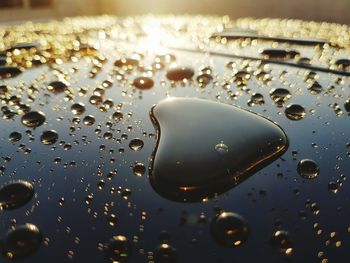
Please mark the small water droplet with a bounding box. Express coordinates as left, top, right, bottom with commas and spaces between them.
270, 88, 291, 102
71, 103, 86, 115
285, 104, 306, 120
133, 162, 146, 177
211, 212, 250, 247
270, 230, 293, 256
129, 138, 144, 151
297, 159, 320, 179
105, 235, 132, 262
21, 111, 46, 128
166, 67, 194, 81
154, 243, 177, 262
40, 130, 58, 145
133, 77, 154, 90
47, 80, 69, 93
83, 115, 95, 126
9, 132, 22, 142
215, 142, 229, 155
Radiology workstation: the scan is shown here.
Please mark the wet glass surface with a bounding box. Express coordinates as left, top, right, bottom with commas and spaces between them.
0, 16, 349, 262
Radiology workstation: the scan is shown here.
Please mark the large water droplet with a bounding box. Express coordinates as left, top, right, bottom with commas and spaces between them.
211, 212, 250, 247
150, 98, 288, 202
1, 223, 42, 260
0, 181, 34, 210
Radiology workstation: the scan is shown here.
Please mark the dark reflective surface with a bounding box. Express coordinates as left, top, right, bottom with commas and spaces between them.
0, 16, 349, 263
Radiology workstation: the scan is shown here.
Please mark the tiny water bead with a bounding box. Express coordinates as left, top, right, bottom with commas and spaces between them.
40, 130, 59, 145
270, 230, 294, 256
9, 131, 22, 142
285, 104, 306, 120
129, 138, 144, 151
211, 212, 250, 247
133, 162, 146, 177
150, 98, 288, 202
133, 76, 154, 90
166, 67, 194, 81
21, 111, 46, 128
105, 235, 132, 262
0, 181, 34, 210
154, 243, 177, 263
1, 224, 42, 260
297, 159, 320, 179
71, 103, 86, 115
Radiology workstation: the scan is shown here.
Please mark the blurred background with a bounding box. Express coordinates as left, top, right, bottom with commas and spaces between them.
0, 0, 349, 24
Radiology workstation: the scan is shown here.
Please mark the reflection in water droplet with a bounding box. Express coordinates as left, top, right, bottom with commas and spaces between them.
105, 235, 132, 262
270, 230, 293, 256
71, 103, 86, 115
133, 162, 146, 177
154, 243, 177, 263
211, 212, 250, 247
40, 130, 58, 145
21, 111, 46, 128
9, 132, 22, 142
166, 67, 194, 81
0, 180, 34, 210
133, 77, 154, 90
285, 104, 306, 120
150, 98, 288, 202
2, 223, 42, 260
297, 159, 320, 179
129, 138, 144, 151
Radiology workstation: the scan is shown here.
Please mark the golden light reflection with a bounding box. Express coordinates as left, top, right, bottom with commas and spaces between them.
139, 18, 172, 54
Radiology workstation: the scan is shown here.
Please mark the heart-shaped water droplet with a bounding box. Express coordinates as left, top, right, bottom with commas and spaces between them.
149, 98, 288, 202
